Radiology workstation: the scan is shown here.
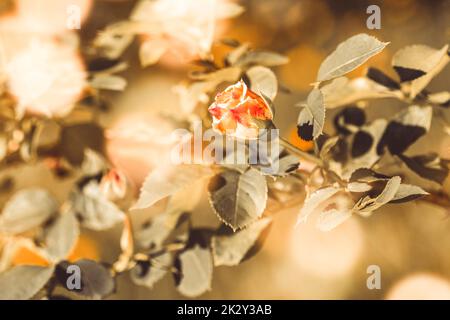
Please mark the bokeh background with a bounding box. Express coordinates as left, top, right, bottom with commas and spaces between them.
1, 0, 450, 299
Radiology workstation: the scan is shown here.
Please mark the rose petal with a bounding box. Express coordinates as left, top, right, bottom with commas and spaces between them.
208, 103, 225, 120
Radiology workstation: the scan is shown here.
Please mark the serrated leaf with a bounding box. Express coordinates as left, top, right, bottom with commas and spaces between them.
211, 217, 272, 267
296, 186, 340, 225
44, 210, 79, 263
317, 34, 388, 82
133, 165, 213, 210
297, 89, 325, 140
354, 176, 401, 215
0, 188, 58, 235
392, 44, 449, 80
0, 265, 54, 300
176, 245, 212, 298
390, 184, 429, 204
247, 66, 278, 100
208, 168, 267, 231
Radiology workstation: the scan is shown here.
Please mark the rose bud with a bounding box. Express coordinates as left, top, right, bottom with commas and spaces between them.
100, 169, 127, 201
208, 80, 274, 140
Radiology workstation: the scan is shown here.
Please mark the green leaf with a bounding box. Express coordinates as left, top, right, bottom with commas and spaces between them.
208, 168, 268, 231
211, 217, 272, 266
399, 153, 449, 184
316, 209, 352, 232
136, 211, 190, 251
297, 89, 325, 140
296, 186, 340, 225
257, 151, 300, 177
235, 51, 289, 68
0, 188, 58, 235
427, 91, 450, 106
317, 33, 389, 82
130, 252, 172, 289
347, 181, 372, 193
71, 181, 125, 231
390, 184, 429, 204
132, 165, 213, 210
378, 105, 432, 155
44, 209, 80, 263
321, 76, 401, 109
246, 66, 278, 100
0, 266, 54, 300
392, 44, 449, 97
175, 245, 212, 298
354, 176, 402, 216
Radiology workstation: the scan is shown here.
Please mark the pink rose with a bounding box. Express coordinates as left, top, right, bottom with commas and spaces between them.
208, 80, 273, 139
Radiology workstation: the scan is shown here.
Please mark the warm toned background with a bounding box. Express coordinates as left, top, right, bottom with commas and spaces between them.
2, 0, 450, 299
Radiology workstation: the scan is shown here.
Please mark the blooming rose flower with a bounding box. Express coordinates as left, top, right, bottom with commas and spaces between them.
208, 80, 273, 139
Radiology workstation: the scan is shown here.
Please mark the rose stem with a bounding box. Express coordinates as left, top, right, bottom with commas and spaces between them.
279, 137, 324, 167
